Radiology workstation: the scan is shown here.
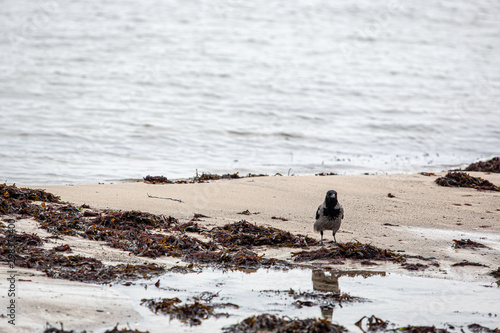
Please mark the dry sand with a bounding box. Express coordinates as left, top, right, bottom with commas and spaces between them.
1, 172, 499, 332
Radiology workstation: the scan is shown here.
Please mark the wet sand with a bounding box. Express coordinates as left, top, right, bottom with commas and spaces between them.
1, 172, 499, 332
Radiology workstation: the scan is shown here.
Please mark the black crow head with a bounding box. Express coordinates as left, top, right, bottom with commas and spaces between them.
325, 190, 338, 206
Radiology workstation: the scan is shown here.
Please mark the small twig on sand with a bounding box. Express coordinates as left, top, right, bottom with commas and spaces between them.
147, 193, 183, 203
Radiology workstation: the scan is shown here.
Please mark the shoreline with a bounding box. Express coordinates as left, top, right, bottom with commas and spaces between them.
1, 171, 499, 332
27, 172, 500, 280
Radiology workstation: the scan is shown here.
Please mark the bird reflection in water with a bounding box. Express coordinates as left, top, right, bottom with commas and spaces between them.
311, 269, 386, 319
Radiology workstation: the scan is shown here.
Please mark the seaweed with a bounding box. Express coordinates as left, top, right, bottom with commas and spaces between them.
435, 172, 500, 191
196, 172, 241, 182
1, 183, 61, 203
465, 157, 500, 173
452, 239, 488, 249
0, 229, 165, 283
397, 326, 449, 333
140, 297, 233, 326
54, 244, 71, 252
272, 216, 289, 221
209, 220, 318, 248
185, 249, 268, 268
222, 314, 347, 333
103, 326, 150, 333
355, 316, 452, 333
401, 263, 428, 271
451, 260, 488, 267
467, 323, 499, 333
143, 175, 172, 184
316, 172, 338, 176
174, 221, 206, 233
355, 315, 391, 332
292, 242, 406, 263
44, 324, 149, 333
237, 210, 259, 215
419, 172, 436, 176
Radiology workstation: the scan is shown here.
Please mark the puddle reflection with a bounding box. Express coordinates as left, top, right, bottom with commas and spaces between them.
112, 267, 499, 332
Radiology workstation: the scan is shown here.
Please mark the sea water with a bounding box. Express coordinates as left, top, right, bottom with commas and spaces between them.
1, 0, 499, 185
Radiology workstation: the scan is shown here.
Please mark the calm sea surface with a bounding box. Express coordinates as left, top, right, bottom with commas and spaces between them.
1, 0, 499, 185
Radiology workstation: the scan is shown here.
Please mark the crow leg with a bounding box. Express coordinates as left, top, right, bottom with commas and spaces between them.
333, 232, 337, 243
320, 231, 324, 246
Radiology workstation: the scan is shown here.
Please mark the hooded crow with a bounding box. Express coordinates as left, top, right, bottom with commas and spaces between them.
314, 190, 344, 245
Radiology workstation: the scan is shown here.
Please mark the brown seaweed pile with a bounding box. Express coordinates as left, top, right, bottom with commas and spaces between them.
435, 172, 500, 191
1, 184, 313, 270
355, 316, 454, 333
222, 314, 347, 333
292, 242, 406, 264
140, 297, 237, 326
209, 220, 318, 248
1, 183, 61, 203
0, 229, 165, 283
451, 260, 488, 267
452, 239, 488, 249
184, 248, 288, 268
144, 172, 268, 185
143, 175, 172, 184
465, 157, 500, 173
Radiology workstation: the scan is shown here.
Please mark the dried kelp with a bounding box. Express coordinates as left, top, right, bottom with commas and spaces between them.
143, 175, 172, 184
401, 263, 428, 271
355, 315, 391, 332
465, 157, 500, 173
0, 229, 165, 283
1, 183, 61, 203
292, 242, 405, 263
452, 239, 488, 249
467, 324, 499, 333
141, 297, 233, 326
144, 172, 267, 185
44, 324, 149, 333
209, 220, 318, 248
222, 314, 347, 333
451, 260, 488, 267
102, 326, 150, 333
355, 316, 452, 333
184, 248, 285, 269
435, 172, 500, 191
398, 326, 449, 333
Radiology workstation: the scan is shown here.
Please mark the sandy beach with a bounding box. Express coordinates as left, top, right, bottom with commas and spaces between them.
1, 172, 499, 332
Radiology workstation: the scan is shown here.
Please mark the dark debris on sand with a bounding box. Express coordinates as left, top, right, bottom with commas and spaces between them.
222, 314, 347, 333
451, 260, 488, 267
144, 172, 268, 185
44, 324, 150, 333
141, 297, 236, 326
452, 239, 488, 249
143, 175, 172, 184
0, 184, 314, 273
209, 220, 318, 248
1, 183, 61, 204
435, 172, 499, 191
0, 229, 165, 283
355, 315, 453, 333
465, 157, 500, 173
292, 242, 406, 264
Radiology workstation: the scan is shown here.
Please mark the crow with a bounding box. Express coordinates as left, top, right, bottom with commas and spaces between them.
314, 190, 344, 245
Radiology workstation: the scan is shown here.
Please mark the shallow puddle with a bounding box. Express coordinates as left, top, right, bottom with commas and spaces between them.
111, 268, 499, 332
